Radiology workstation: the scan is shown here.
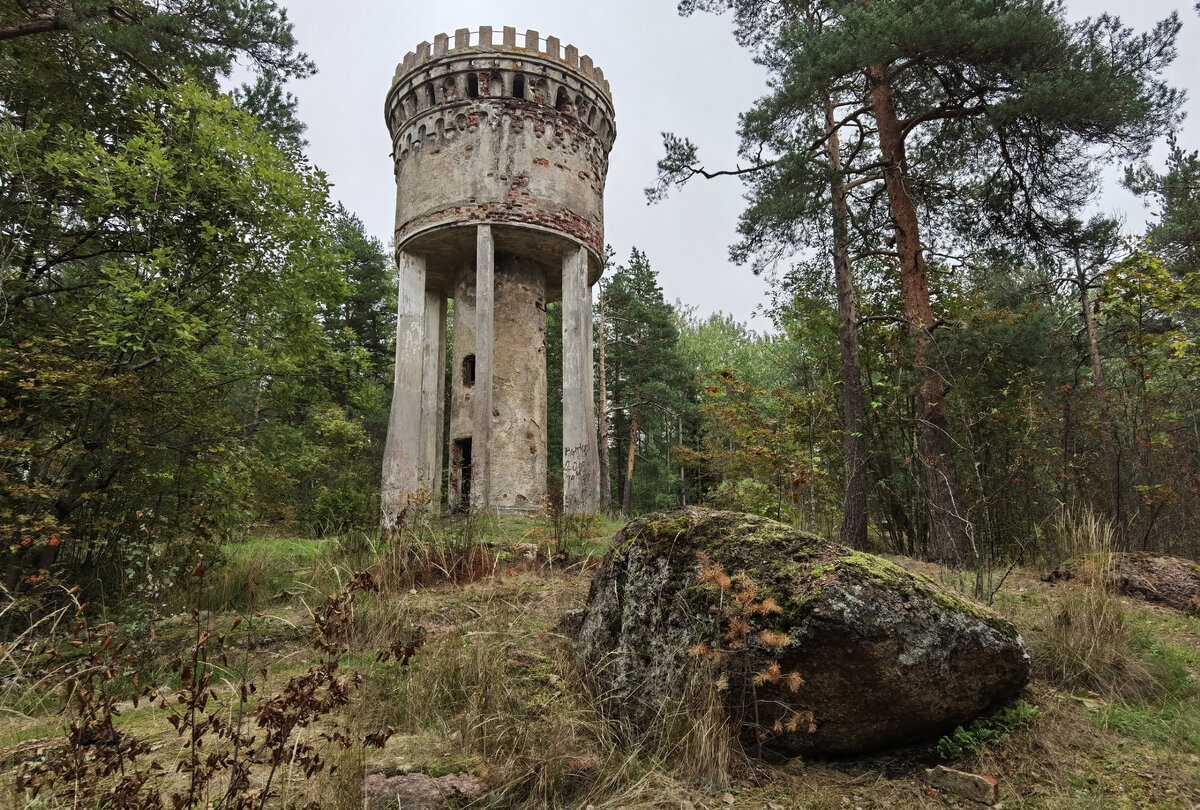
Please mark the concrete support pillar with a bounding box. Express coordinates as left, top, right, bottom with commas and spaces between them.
419, 291, 447, 505
381, 251, 427, 527
473, 225, 495, 511
562, 245, 601, 513
490, 255, 547, 512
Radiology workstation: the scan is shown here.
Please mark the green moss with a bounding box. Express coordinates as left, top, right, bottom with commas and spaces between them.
628, 509, 816, 561
831, 551, 911, 587
823, 550, 1022, 631
646, 513, 693, 540
615, 509, 1022, 640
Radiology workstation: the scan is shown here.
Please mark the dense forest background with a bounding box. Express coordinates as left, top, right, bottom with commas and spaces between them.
3, 0, 1200, 616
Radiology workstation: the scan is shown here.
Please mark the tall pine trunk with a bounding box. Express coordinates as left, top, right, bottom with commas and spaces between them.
868, 64, 973, 566
1075, 253, 1124, 540
825, 95, 869, 550
622, 410, 638, 515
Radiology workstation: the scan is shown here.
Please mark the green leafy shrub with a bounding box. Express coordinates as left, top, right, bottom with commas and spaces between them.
937, 699, 1041, 760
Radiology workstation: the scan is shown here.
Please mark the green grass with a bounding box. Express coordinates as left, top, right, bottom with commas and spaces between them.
1126, 605, 1200, 646
161, 534, 351, 613
0, 719, 68, 749
445, 511, 621, 559
1100, 699, 1200, 750
1094, 629, 1200, 751
225, 535, 339, 563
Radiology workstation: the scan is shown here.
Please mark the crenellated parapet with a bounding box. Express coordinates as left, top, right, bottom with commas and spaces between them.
385, 26, 616, 153
393, 27, 611, 98
385, 26, 616, 292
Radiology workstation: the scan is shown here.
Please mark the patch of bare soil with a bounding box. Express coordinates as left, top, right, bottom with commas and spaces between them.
362, 769, 487, 809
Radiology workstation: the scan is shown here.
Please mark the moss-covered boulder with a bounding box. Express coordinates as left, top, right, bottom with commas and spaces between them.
574, 507, 1030, 756
1047, 552, 1200, 614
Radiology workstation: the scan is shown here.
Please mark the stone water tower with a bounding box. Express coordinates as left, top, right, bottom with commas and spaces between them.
380, 26, 616, 522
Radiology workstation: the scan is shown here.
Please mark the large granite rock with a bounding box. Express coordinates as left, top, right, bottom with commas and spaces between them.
575, 508, 1030, 756
1047, 552, 1200, 613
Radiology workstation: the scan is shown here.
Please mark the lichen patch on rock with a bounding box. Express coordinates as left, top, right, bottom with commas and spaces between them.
575, 507, 1031, 756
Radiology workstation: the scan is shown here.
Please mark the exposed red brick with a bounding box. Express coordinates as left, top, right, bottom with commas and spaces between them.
396, 202, 603, 256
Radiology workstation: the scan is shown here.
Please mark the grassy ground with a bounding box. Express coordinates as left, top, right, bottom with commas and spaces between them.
2, 511, 1199, 808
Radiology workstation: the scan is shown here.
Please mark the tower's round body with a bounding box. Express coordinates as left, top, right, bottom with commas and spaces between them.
381, 27, 615, 520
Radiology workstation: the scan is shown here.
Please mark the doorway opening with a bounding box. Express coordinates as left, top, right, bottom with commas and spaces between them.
453, 438, 473, 510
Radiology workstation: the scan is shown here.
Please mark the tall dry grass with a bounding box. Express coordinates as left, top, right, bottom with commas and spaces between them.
1028, 508, 1160, 700
351, 565, 749, 809
642, 670, 742, 786
373, 509, 498, 592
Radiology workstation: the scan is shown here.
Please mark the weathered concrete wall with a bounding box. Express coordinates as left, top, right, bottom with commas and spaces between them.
390, 100, 609, 262
472, 226, 495, 509
391, 27, 614, 107
420, 291, 447, 501
562, 245, 601, 512
448, 266, 476, 511
385, 29, 615, 279
445, 252, 548, 514
488, 253, 548, 513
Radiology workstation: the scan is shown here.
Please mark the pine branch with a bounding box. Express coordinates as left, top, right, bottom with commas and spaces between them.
0, 16, 68, 40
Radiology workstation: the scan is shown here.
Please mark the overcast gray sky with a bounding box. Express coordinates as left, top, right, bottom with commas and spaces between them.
276, 1, 1200, 330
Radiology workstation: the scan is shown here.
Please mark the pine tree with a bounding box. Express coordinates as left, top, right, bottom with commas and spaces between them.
602, 249, 694, 514
664, 0, 1181, 565
0, 0, 313, 83
1127, 138, 1200, 276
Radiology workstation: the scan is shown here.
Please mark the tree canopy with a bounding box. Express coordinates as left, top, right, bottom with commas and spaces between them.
601, 249, 695, 514
0, 0, 392, 597
654, 0, 1183, 564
